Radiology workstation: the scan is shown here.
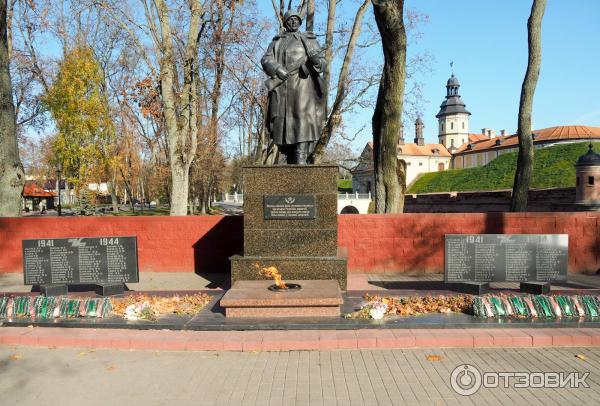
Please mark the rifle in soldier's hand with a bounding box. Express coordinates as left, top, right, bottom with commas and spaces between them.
264, 57, 308, 92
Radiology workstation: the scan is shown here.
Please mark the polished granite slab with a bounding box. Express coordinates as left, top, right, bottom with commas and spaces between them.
220, 280, 343, 318
230, 254, 347, 290
3, 290, 600, 330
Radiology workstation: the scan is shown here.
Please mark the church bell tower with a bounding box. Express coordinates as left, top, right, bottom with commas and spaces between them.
436, 74, 471, 152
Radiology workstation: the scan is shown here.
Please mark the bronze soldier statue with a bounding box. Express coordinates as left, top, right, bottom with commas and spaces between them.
261, 10, 325, 165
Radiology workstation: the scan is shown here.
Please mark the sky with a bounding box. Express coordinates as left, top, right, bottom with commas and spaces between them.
403, 0, 600, 145
260, 0, 600, 151
29, 1, 600, 157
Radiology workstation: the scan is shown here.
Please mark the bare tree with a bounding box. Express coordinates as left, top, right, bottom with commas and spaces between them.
211, 5, 274, 165
371, 0, 406, 213
96, 0, 209, 215
194, 0, 238, 214
511, 0, 546, 212
9, 0, 154, 212
311, 0, 371, 164
0, 0, 24, 216
115, 59, 170, 207
155, 1, 204, 215
9, 0, 53, 138
305, 0, 314, 32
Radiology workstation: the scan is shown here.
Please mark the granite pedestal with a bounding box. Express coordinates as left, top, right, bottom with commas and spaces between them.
220, 280, 343, 318
520, 282, 551, 294
230, 252, 347, 290
230, 165, 348, 290
40, 284, 68, 297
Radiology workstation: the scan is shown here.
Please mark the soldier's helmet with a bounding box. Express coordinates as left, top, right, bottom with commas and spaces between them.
283, 10, 302, 25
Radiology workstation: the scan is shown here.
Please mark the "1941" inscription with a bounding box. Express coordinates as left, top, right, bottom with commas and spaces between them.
22, 237, 139, 285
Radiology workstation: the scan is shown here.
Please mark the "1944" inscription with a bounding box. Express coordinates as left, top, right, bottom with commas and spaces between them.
22, 237, 139, 285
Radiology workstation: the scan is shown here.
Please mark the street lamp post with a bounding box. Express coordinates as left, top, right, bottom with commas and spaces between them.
56, 167, 62, 217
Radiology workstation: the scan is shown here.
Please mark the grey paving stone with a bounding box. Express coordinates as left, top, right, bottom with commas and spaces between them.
1, 346, 599, 405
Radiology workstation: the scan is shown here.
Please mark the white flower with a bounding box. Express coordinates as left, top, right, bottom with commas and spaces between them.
124, 304, 139, 320
369, 301, 388, 320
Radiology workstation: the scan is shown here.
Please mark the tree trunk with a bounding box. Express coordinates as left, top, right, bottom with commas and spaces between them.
263, 141, 280, 165
120, 169, 135, 213
255, 99, 281, 165
372, 0, 406, 213
206, 176, 214, 212
109, 170, 119, 213
188, 197, 195, 215
198, 176, 207, 215
55, 178, 60, 208
0, 0, 23, 217
305, 0, 315, 32
511, 0, 546, 212
201, 187, 208, 215
109, 183, 119, 213
65, 182, 71, 205
322, 0, 336, 117
155, 0, 202, 216
170, 163, 189, 215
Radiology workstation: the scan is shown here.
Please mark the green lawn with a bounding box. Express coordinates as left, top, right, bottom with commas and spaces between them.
408, 141, 599, 194
337, 179, 352, 193
111, 207, 171, 216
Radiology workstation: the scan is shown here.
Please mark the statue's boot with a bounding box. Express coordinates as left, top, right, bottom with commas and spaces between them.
286, 153, 297, 165
295, 142, 310, 165
279, 145, 296, 164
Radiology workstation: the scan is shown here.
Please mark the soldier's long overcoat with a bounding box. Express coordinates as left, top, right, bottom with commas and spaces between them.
261, 31, 325, 146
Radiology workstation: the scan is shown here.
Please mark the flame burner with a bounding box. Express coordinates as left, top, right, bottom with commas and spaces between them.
268, 283, 302, 292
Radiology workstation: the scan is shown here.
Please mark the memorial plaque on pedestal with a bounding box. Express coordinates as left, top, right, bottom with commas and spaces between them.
264, 195, 316, 220
231, 165, 348, 289
444, 234, 568, 283
241, 165, 339, 257
22, 237, 139, 285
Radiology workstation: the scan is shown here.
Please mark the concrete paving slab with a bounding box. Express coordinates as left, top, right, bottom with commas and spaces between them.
4, 346, 597, 405
3, 271, 600, 293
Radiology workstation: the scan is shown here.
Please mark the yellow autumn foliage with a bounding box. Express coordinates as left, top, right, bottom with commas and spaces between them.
44, 46, 117, 191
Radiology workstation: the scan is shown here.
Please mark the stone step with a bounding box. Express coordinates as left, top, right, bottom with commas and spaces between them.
220, 280, 343, 318
2, 326, 599, 351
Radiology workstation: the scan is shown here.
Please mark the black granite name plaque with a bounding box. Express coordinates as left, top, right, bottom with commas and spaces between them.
22, 237, 139, 285
264, 195, 316, 220
445, 234, 568, 283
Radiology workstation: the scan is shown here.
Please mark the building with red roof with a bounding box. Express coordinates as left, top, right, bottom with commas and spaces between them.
453, 125, 600, 169
22, 181, 56, 212
352, 73, 600, 192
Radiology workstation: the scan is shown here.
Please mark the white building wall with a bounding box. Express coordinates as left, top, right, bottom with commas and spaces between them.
88, 183, 109, 194
401, 155, 452, 185
438, 113, 470, 149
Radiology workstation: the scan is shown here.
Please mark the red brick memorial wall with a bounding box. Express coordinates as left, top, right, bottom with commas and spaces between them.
0, 216, 243, 274
0, 213, 598, 274
338, 213, 600, 274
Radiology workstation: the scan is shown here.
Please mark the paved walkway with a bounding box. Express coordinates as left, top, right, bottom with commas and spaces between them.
0, 272, 231, 293
212, 202, 243, 216
3, 272, 600, 293
367, 272, 600, 291
0, 346, 598, 405
2, 327, 600, 351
